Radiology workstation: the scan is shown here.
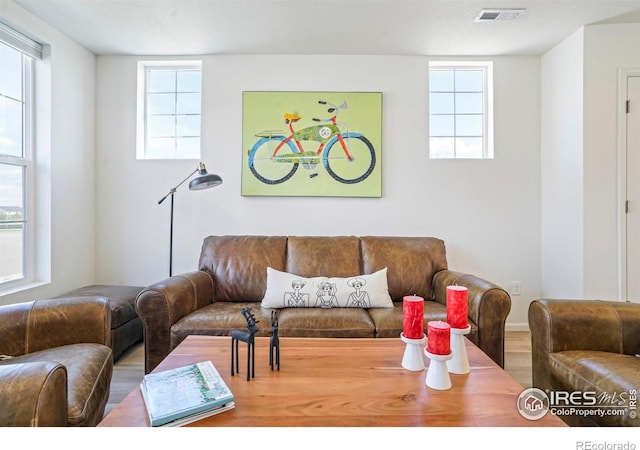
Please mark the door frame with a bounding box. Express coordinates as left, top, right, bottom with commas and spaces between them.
617, 68, 640, 302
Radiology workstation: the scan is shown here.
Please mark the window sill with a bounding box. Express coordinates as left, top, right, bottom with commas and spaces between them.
0, 280, 49, 298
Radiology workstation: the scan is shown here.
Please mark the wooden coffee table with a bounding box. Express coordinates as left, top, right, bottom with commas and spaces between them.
99, 336, 565, 427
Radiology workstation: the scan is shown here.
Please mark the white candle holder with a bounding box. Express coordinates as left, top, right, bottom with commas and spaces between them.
424, 349, 453, 390
447, 325, 471, 374
400, 332, 427, 371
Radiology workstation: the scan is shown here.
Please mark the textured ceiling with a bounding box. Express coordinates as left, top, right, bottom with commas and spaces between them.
12, 0, 640, 56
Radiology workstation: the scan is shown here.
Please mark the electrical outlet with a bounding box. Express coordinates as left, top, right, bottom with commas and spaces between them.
511, 281, 521, 296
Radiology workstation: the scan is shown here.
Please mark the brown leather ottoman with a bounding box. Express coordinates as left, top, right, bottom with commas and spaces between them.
58, 285, 143, 362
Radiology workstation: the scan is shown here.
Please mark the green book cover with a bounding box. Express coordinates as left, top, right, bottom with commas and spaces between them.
140, 360, 234, 426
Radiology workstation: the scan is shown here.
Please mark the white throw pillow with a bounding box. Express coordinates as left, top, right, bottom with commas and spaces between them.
261, 267, 393, 309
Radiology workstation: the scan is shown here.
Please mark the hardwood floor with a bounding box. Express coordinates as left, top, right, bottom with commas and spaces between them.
503, 330, 533, 388
104, 331, 533, 418
105, 343, 146, 417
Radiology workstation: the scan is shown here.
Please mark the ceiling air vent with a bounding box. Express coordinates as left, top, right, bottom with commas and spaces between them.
474, 9, 525, 22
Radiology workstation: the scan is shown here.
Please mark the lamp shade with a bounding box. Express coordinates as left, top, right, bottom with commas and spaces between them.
189, 163, 223, 191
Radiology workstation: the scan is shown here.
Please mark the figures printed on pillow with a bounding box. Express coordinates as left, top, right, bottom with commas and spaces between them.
263, 267, 393, 309
283, 277, 371, 308
346, 277, 371, 308
284, 280, 310, 307
315, 282, 338, 308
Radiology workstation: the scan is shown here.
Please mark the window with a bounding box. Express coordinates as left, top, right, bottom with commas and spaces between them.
137, 61, 202, 160
429, 61, 493, 159
0, 23, 40, 288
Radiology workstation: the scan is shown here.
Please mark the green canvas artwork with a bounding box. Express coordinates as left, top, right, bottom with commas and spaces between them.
241, 91, 382, 197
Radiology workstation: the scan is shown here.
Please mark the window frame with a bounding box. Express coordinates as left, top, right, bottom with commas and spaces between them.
0, 44, 35, 290
428, 61, 494, 159
136, 60, 203, 160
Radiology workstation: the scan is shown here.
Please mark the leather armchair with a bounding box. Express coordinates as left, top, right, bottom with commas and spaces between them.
529, 299, 640, 426
0, 296, 114, 426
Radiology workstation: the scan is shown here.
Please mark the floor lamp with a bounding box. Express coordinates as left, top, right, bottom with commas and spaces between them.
158, 162, 223, 277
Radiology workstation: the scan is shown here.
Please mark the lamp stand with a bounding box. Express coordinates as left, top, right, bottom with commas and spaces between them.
159, 171, 195, 277
169, 190, 175, 277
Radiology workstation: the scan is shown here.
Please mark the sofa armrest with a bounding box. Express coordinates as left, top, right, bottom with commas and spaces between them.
0, 361, 68, 427
136, 271, 214, 373
433, 270, 511, 367
528, 299, 640, 391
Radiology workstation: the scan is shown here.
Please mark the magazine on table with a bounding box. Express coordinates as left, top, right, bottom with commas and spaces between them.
140, 360, 234, 427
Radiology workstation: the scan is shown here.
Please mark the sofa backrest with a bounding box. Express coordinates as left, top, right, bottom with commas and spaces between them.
361, 236, 447, 301
198, 235, 448, 302
199, 235, 288, 302
286, 236, 361, 277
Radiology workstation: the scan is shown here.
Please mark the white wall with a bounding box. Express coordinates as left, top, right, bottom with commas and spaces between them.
540, 28, 584, 298
0, 1, 96, 305
96, 54, 541, 328
583, 23, 640, 300
540, 23, 640, 302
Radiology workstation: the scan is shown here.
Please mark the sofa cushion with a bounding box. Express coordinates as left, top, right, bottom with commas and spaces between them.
261, 267, 393, 309
550, 350, 640, 426
361, 236, 448, 301
277, 308, 375, 337
171, 302, 273, 348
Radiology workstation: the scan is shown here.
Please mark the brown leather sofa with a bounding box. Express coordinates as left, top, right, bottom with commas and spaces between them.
529, 299, 640, 426
0, 296, 113, 427
137, 235, 511, 373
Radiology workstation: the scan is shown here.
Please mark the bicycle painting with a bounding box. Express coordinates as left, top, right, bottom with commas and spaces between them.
241, 91, 382, 197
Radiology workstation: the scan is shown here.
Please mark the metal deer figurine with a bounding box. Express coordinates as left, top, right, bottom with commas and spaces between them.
231, 307, 260, 381
269, 310, 280, 371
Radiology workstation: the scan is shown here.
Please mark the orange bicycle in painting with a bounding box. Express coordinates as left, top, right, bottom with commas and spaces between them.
247, 100, 376, 185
